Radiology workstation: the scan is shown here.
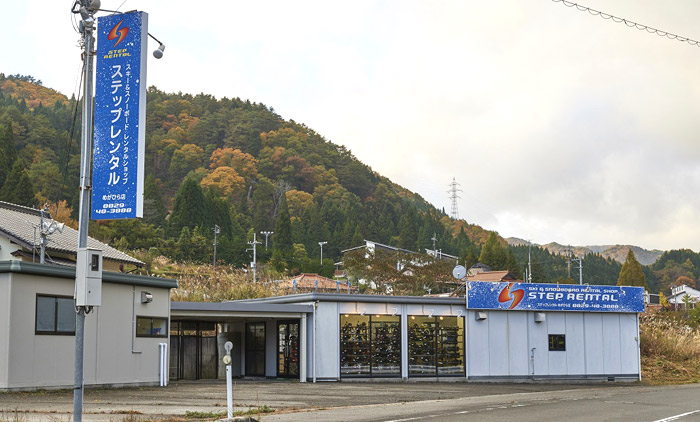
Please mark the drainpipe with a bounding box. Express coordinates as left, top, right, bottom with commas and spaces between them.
313, 300, 318, 383
132, 286, 141, 354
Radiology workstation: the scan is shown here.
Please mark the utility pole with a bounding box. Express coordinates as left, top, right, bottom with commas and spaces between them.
247, 233, 261, 282
566, 245, 572, 279
431, 233, 437, 253
260, 230, 274, 251
319, 241, 327, 265
573, 255, 583, 285
527, 241, 533, 283
212, 225, 220, 267
74, 2, 97, 419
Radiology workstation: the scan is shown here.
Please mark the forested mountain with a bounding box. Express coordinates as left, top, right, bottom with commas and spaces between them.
0, 73, 490, 277
1, 73, 697, 295
506, 238, 663, 266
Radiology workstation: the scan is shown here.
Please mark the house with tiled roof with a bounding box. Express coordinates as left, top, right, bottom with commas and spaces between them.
0, 201, 142, 270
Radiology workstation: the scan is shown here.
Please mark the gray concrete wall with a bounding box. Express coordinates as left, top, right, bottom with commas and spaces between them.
0, 274, 10, 388
5, 272, 170, 389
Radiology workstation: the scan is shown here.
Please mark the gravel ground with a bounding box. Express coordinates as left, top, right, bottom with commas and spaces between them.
0, 379, 629, 421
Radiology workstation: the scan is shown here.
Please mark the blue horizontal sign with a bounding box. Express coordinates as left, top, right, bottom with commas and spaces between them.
92, 11, 148, 219
466, 281, 645, 313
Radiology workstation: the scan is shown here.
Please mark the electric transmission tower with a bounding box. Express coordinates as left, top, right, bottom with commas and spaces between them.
447, 177, 462, 219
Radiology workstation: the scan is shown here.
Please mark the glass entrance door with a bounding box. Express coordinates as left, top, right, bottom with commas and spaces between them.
277, 320, 300, 378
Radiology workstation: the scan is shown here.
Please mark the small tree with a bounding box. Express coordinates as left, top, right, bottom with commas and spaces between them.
617, 249, 647, 288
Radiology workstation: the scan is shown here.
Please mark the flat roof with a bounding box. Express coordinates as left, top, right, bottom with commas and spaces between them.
0, 260, 178, 289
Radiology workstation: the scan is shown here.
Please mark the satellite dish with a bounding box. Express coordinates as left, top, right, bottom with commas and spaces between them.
452, 265, 466, 280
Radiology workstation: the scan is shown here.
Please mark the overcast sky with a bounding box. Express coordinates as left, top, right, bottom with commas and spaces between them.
4, 1, 700, 251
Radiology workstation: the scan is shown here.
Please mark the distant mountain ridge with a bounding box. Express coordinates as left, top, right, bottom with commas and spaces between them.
506, 238, 663, 266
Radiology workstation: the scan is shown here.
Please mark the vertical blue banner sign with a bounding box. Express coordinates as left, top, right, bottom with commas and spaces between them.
466, 281, 645, 313
92, 11, 148, 219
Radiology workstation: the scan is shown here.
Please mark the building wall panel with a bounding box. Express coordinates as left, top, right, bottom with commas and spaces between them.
0, 274, 11, 388
583, 313, 604, 375
315, 302, 339, 379
564, 312, 586, 375
487, 311, 509, 376
547, 313, 567, 375
466, 311, 490, 376
602, 314, 622, 374
620, 314, 640, 375
506, 312, 529, 376
528, 312, 549, 376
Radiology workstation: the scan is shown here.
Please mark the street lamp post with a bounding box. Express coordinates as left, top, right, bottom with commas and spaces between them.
319, 241, 327, 266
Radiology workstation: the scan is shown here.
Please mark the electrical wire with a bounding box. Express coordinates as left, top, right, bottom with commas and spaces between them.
552, 0, 700, 47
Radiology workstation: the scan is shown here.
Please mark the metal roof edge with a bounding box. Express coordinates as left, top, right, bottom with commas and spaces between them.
236, 293, 465, 306
171, 301, 313, 313
0, 260, 178, 289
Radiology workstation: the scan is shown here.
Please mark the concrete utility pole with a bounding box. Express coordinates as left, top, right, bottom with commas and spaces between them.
247, 233, 261, 282
573, 256, 583, 285
319, 241, 327, 265
527, 241, 533, 283
74, 2, 98, 419
212, 225, 220, 267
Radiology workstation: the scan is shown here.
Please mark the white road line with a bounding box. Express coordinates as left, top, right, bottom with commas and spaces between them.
653, 410, 700, 422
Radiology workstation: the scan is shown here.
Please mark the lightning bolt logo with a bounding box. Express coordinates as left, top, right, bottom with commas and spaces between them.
108, 20, 129, 47
498, 282, 524, 309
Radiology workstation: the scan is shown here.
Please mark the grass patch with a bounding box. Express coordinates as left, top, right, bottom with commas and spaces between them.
640, 312, 700, 384
184, 406, 274, 420
0, 409, 27, 422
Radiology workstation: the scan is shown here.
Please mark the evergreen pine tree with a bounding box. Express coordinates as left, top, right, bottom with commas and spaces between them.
168, 175, 209, 236
0, 159, 35, 206
618, 249, 647, 288
479, 232, 506, 270
272, 193, 293, 271
505, 248, 522, 279
143, 174, 167, 226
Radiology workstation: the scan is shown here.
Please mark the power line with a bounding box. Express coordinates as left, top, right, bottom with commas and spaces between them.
552, 0, 700, 48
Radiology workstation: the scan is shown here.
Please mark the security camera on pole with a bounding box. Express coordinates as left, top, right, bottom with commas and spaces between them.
72, 1, 164, 420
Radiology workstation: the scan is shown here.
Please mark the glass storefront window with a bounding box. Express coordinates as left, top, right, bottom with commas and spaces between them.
408, 316, 464, 377
340, 315, 370, 376
408, 316, 436, 375
371, 315, 401, 376
340, 314, 401, 377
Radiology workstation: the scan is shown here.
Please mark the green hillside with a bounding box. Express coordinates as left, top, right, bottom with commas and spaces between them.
0, 73, 489, 277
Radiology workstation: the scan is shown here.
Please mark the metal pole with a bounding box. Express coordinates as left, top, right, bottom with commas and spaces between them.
39, 207, 46, 264
213, 225, 220, 267
74, 4, 96, 420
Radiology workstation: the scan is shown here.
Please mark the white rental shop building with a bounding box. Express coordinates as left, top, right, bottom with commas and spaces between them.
170, 281, 645, 382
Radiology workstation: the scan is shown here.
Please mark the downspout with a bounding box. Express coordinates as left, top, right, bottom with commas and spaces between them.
636, 313, 642, 382
313, 300, 318, 383
132, 286, 141, 354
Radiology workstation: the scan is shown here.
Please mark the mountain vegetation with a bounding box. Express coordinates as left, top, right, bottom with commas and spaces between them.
1, 73, 698, 296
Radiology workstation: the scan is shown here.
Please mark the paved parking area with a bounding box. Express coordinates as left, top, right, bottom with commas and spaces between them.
0, 380, 627, 421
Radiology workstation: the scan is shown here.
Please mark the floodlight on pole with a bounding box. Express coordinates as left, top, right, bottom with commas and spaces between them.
260, 231, 273, 250
148, 33, 165, 59
319, 241, 327, 265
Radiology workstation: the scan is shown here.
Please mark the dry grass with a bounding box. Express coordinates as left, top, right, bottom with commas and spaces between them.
640, 312, 700, 384
157, 258, 278, 302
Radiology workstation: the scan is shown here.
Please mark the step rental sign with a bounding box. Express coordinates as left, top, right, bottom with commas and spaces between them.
92, 11, 148, 219
466, 281, 645, 313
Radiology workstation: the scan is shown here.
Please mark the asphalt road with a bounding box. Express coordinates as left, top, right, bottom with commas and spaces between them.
0, 380, 696, 421
264, 383, 700, 422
